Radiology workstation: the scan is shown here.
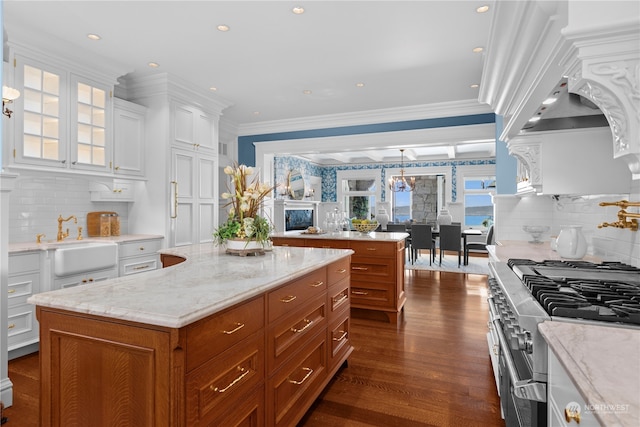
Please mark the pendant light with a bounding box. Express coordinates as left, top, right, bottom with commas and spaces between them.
388, 149, 415, 192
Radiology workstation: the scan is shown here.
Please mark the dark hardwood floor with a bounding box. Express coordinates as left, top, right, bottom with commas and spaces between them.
4, 266, 503, 427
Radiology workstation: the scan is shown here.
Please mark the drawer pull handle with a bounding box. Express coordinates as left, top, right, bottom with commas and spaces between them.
333, 330, 348, 342
133, 265, 150, 271
335, 268, 347, 274
222, 323, 245, 335
288, 367, 313, 385
365, 247, 377, 251
352, 266, 368, 271
565, 405, 581, 424
139, 247, 145, 251
493, 344, 499, 356
309, 281, 324, 288
333, 294, 348, 305
210, 367, 249, 393
291, 318, 313, 333
280, 295, 297, 303
281, 244, 290, 247
352, 290, 368, 296
8, 323, 15, 329
8, 289, 16, 294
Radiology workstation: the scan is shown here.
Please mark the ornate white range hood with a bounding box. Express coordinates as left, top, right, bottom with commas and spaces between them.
480, 0, 640, 180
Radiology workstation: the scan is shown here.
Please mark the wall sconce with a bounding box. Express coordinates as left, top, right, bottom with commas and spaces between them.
2, 85, 21, 118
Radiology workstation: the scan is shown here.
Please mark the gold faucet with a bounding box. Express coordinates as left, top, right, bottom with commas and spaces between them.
36, 233, 46, 244
57, 215, 78, 241
598, 200, 640, 231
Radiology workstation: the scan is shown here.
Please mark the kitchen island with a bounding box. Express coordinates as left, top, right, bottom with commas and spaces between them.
271, 231, 408, 323
29, 244, 354, 426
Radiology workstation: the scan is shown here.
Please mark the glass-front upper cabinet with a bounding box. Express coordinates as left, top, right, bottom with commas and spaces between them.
14, 56, 68, 168
69, 75, 111, 172
10, 55, 112, 173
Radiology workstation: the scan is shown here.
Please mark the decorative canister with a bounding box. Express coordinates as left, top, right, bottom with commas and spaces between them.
110, 213, 121, 236
437, 207, 452, 227
99, 214, 111, 237
376, 208, 389, 231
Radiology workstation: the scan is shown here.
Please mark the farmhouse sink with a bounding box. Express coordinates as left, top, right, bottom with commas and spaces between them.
53, 241, 118, 277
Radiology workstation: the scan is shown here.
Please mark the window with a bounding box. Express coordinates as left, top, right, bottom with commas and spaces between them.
336, 170, 381, 221
75, 81, 106, 166
463, 177, 495, 228
391, 191, 411, 222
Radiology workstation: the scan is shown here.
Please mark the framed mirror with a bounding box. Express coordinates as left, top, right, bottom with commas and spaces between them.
288, 170, 306, 200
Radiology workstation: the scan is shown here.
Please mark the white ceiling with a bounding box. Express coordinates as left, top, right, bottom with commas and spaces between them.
3, 0, 497, 164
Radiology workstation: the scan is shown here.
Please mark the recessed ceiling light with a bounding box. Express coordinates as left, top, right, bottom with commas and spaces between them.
292, 6, 305, 14
148, 62, 160, 68
470, 84, 479, 88
476, 5, 490, 13
472, 47, 484, 53
303, 90, 312, 95
355, 82, 365, 88
87, 34, 101, 41
209, 87, 218, 92
528, 116, 541, 122
217, 24, 230, 32
542, 97, 557, 105
253, 111, 260, 115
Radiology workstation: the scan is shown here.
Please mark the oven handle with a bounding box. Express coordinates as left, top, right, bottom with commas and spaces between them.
492, 317, 547, 403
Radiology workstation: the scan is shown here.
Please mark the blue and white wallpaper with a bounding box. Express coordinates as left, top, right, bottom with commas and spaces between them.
275, 156, 495, 203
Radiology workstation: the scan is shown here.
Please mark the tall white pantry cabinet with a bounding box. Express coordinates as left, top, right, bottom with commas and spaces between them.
124, 74, 231, 247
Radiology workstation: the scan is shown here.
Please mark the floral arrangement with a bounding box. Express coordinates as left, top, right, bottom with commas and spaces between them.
213, 163, 274, 246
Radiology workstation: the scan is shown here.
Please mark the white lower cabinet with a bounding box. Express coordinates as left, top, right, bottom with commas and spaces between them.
548, 350, 600, 427
118, 238, 162, 276
7, 252, 42, 352
53, 267, 118, 290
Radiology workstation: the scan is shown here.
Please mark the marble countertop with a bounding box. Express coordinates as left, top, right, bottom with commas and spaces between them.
539, 321, 640, 427
28, 244, 353, 328
487, 240, 602, 263
9, 234, 164, 253
271, 230, 408, 242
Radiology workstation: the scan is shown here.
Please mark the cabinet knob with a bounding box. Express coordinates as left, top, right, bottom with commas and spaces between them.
8, 323, 15, 329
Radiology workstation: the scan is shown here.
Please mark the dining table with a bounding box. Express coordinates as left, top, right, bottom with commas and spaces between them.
385, 224, 483, 265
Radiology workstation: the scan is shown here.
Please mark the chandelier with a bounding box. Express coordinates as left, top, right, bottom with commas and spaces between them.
388, 149, 415, 192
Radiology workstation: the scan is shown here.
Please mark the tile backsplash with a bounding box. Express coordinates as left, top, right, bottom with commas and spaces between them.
494, 182, 640, 266
8, 170, 129, 244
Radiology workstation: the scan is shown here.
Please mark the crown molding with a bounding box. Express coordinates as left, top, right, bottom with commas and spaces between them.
237, 99, 493, 136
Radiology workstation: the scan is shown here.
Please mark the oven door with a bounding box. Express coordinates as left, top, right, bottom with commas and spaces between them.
490, 303, 547, 427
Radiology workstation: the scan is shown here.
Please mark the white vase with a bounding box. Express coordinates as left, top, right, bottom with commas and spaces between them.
376, 208, 389, 231
556, 225, 587, 259
226, 238, 264, 252
437, 208, 452, 227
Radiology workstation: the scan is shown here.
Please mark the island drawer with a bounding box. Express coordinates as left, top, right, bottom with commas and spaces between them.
119, 239, 163, 258
327, 257, 350, 285
329, 310, 351, 370
268, 268, 326, 322
267, 293, 327, 374
186, 333, 264, 425
328, 277, 350, 317
307, 239, 349, 249
268, 331, 328, 427
350, 282, 392, 307
186, 296, 264, 372
350, 256, 395, 282
350, 240, 399, 257
271, 237, 307, 247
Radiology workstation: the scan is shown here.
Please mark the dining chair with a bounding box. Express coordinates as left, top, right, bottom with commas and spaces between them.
410, 224, 436, 265
438, 224, 462, 267
464, 225, 494, 265
387, 223, 411, 262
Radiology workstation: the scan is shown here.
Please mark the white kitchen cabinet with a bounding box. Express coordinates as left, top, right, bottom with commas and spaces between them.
508, 127, 632, 195
52, 266, 118, 290
118, 238, 162, 276
171, 148, 217, 247
89, 179, 136, 202
7, 252, 42, 353
548, 350, 599, 427
113, 98, 146, 177
172, 100, 217, 152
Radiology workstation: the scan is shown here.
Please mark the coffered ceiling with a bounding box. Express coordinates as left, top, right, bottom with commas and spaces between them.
3, 0, 497, 164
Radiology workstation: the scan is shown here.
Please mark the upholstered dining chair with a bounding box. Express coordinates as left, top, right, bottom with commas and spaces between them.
438, 224, 462, 267
387, 223, 411, 262
410, 224, 436, 265
464, 225, 494, 265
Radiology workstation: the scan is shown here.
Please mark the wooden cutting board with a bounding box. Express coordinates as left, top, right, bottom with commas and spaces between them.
86, 211, 117, 237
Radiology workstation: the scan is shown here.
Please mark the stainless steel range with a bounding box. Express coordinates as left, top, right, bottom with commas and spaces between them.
487, 259, 640, 427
